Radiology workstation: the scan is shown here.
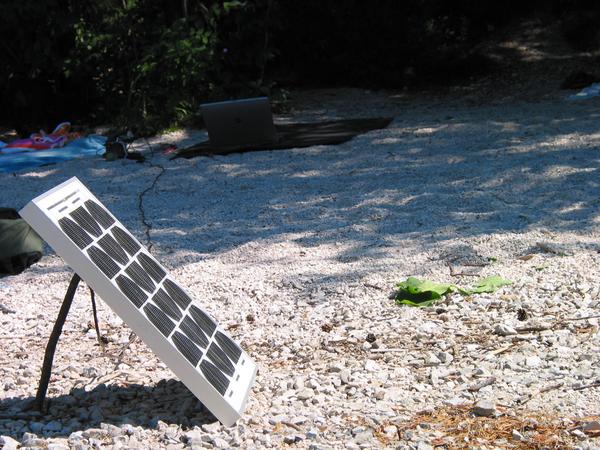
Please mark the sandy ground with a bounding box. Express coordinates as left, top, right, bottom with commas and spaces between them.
1, 86, 600, 449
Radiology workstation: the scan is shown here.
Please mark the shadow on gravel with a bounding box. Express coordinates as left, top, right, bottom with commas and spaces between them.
0, 379, 215, 440
5, 99, 600, 275
136, 102, 600, 266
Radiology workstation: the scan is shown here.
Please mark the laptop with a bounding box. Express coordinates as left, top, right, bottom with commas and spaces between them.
201, 97, 277, 147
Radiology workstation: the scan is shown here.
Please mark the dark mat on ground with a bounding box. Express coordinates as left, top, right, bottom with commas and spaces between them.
173, 117, 394, 159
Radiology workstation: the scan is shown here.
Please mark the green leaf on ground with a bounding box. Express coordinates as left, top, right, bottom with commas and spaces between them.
394, 275, 512, 307
467, 275, 512, 294
394, 277, 457, 307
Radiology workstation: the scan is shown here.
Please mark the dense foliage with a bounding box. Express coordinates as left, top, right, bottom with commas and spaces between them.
1, 0, 274, 131
1, 0, 598, 131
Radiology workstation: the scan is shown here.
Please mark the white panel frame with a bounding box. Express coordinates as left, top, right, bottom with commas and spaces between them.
20, 177, 257, 426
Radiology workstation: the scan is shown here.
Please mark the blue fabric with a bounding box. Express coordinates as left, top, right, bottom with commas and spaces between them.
0, 135, 106, 173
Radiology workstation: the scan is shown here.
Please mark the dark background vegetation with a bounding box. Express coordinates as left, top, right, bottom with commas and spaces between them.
1, 0, 599, 133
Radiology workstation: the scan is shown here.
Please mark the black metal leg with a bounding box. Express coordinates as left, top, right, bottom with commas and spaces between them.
90, 287, 105, 349
35, 273, 81, 411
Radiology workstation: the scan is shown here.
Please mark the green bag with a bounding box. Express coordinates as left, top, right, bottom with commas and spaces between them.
0, 208, 44, 276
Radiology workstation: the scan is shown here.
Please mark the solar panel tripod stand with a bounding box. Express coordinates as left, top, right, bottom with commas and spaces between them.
34, 274, 105, 411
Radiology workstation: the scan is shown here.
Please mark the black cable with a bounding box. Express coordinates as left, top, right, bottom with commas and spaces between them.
137, 137, 166, 251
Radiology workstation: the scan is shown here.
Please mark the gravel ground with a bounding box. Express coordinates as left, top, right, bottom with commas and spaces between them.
2, 88, 600, 449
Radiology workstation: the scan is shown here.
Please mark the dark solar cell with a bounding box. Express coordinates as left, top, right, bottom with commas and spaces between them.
207, 342, 235, 377
153, 289, 182, 321
70, 206, 102, 237
214, 331, 242, 364
200, 360, 229, 395
163, 279, 192, 310
172, 331, 203, 366
180, 315, 209, 349
97, 234, 129, 265
84, 199, 115, 229
88, 246, 120, 279
112, 227, 141, 256
144, 303, 175, 337
116, 274, 148, 308
138, 253, 166, 283
125, 261, 155, 293
59, 217, 93, 249
189, 305, 216, 338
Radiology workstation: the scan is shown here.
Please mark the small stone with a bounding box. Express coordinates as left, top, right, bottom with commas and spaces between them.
494, 324, 518, 336
473, 399, 497, 417
525, 356, 542, 368
512, 429, 525, 441
297, 388, 314, 400
473, 367, 490, 377
328, 362, 344, 373
164, 426, 179, 441
211, 436, 229, 448
354, 430, 373, 444
102, 423, 123, 437
88, 437, 103, 449
364, 360, 380, 372
68, 431, 84, 443
82, 428, 108, 439
290, 416, 307, 425
268, 414, 286, 425
306, 378, 320, 389
383, 425, 397, 439
183, 429, 203, 445
121, 424, 136, 436
427, 353, 441, 365
155, 420, 169, 431
340, 369, 351, 384
21, 432, 46, 447
283, 434, 303, 444
82, 367, 101, 378
201, 422, 221, 434
572, 429, 587, 439
293, 377, 305, 389
352, 426, 367, 436
437, 351, 454, 364
0, 435, 19, 450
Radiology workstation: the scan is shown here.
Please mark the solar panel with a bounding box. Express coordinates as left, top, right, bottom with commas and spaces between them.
19, 177, 257, 426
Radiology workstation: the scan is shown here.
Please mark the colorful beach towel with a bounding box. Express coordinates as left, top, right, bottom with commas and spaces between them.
2, 122, 81, 152
0, 135, 107, 173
